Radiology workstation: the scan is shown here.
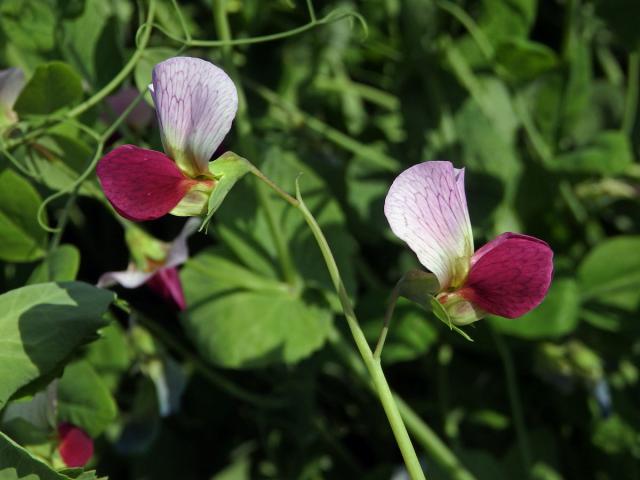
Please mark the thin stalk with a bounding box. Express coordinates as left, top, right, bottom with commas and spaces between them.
331, 335, 477, 480
294, 181, 425, 480
66, 0, 156, 119
373, 282, 401, 359
623, 51, 639, 135
491, 328, 532, 475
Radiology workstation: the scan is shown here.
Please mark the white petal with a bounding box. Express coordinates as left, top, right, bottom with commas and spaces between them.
0, 67, 25, 111
97, 265, 154, 289
151, 57, 238, 175
384, 161, 474, 289
165, 217, 200, 268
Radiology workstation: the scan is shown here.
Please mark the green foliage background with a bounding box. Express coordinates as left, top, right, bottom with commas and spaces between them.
1, 0, 639, 478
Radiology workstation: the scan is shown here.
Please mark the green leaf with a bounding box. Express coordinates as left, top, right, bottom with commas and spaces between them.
578, 236, 640, 309
85, 322, 133, 392
215, 146, 358, 307
0, 468, 38, 480
0, 0, 56, 52
29, 131, 97, 195
202, 152, 252, 229
495, 38, 558, 83
490, 279, 581, 339
181, 248, 333, 368
61, 0, 121, 86
14, 62, 83, 116
0, 431, 69, 480
57, 360, 117, 437
28, 244, 80, 284
0, 282, 114, 408
0, 168, 47, 262
550, 131, 633, 175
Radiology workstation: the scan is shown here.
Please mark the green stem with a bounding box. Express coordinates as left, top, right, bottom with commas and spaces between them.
331, 335, 477, 480
134, 313, 285, 408
491, 328, 532, 475
373, 282, 401, 360
294, 181, 425, 480
623, 51, 639, 135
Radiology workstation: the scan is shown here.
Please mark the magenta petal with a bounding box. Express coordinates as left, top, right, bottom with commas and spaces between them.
461, 233, 554, 318
96, 145, 196, 222
58, 423, 94, 467
146, 267, 186, 310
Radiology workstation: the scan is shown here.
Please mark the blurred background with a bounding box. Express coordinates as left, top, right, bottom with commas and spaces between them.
1, 0, 639, 479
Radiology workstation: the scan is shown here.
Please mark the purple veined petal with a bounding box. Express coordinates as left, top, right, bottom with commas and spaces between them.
146, 267, 186, 310
165, 217, 200, 268
150, 57, 238, 175
384, 161, 474, 290
461, 232, 554, 318
0, 67, 25, 111
97, 266, 154, 289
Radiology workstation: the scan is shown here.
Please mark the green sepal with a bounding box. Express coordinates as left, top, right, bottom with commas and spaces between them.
395, 270, 473, 341
200, 151, 252, 230
124, 224, 168, 271
430, 297, 474, 342
396, 269, 440, 305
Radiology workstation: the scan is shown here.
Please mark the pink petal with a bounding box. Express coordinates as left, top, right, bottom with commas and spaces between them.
384, 161, 474, 290
97, 266, 154, 289
96, 145, 196, 222
461, 233, 554, 318
146, 267, 186, 310
151, 57, 238, 175
0, 67, 25, 111
165, 217, 200, 268
58, 423, 94, 467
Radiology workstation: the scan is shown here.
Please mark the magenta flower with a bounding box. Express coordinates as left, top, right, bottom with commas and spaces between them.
0, 67, 25, 127
97, 218, 199, 310
96, 57, 238, 221
58, 423, 94, 468
384, 161, 553, 325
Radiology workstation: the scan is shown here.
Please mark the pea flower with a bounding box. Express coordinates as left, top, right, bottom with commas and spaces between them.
97, 218, 199, 310
384, 161, 553, 325
0, 67, 25, 128
58, 423, 94, 468
96, 57, 238, 221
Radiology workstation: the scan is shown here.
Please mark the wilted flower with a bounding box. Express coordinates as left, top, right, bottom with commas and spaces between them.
58, 423, 94, 468
97, 57, 238, 221
97, 218, 199, 310
0, 67, 25, 128
385, 161, 553, 325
